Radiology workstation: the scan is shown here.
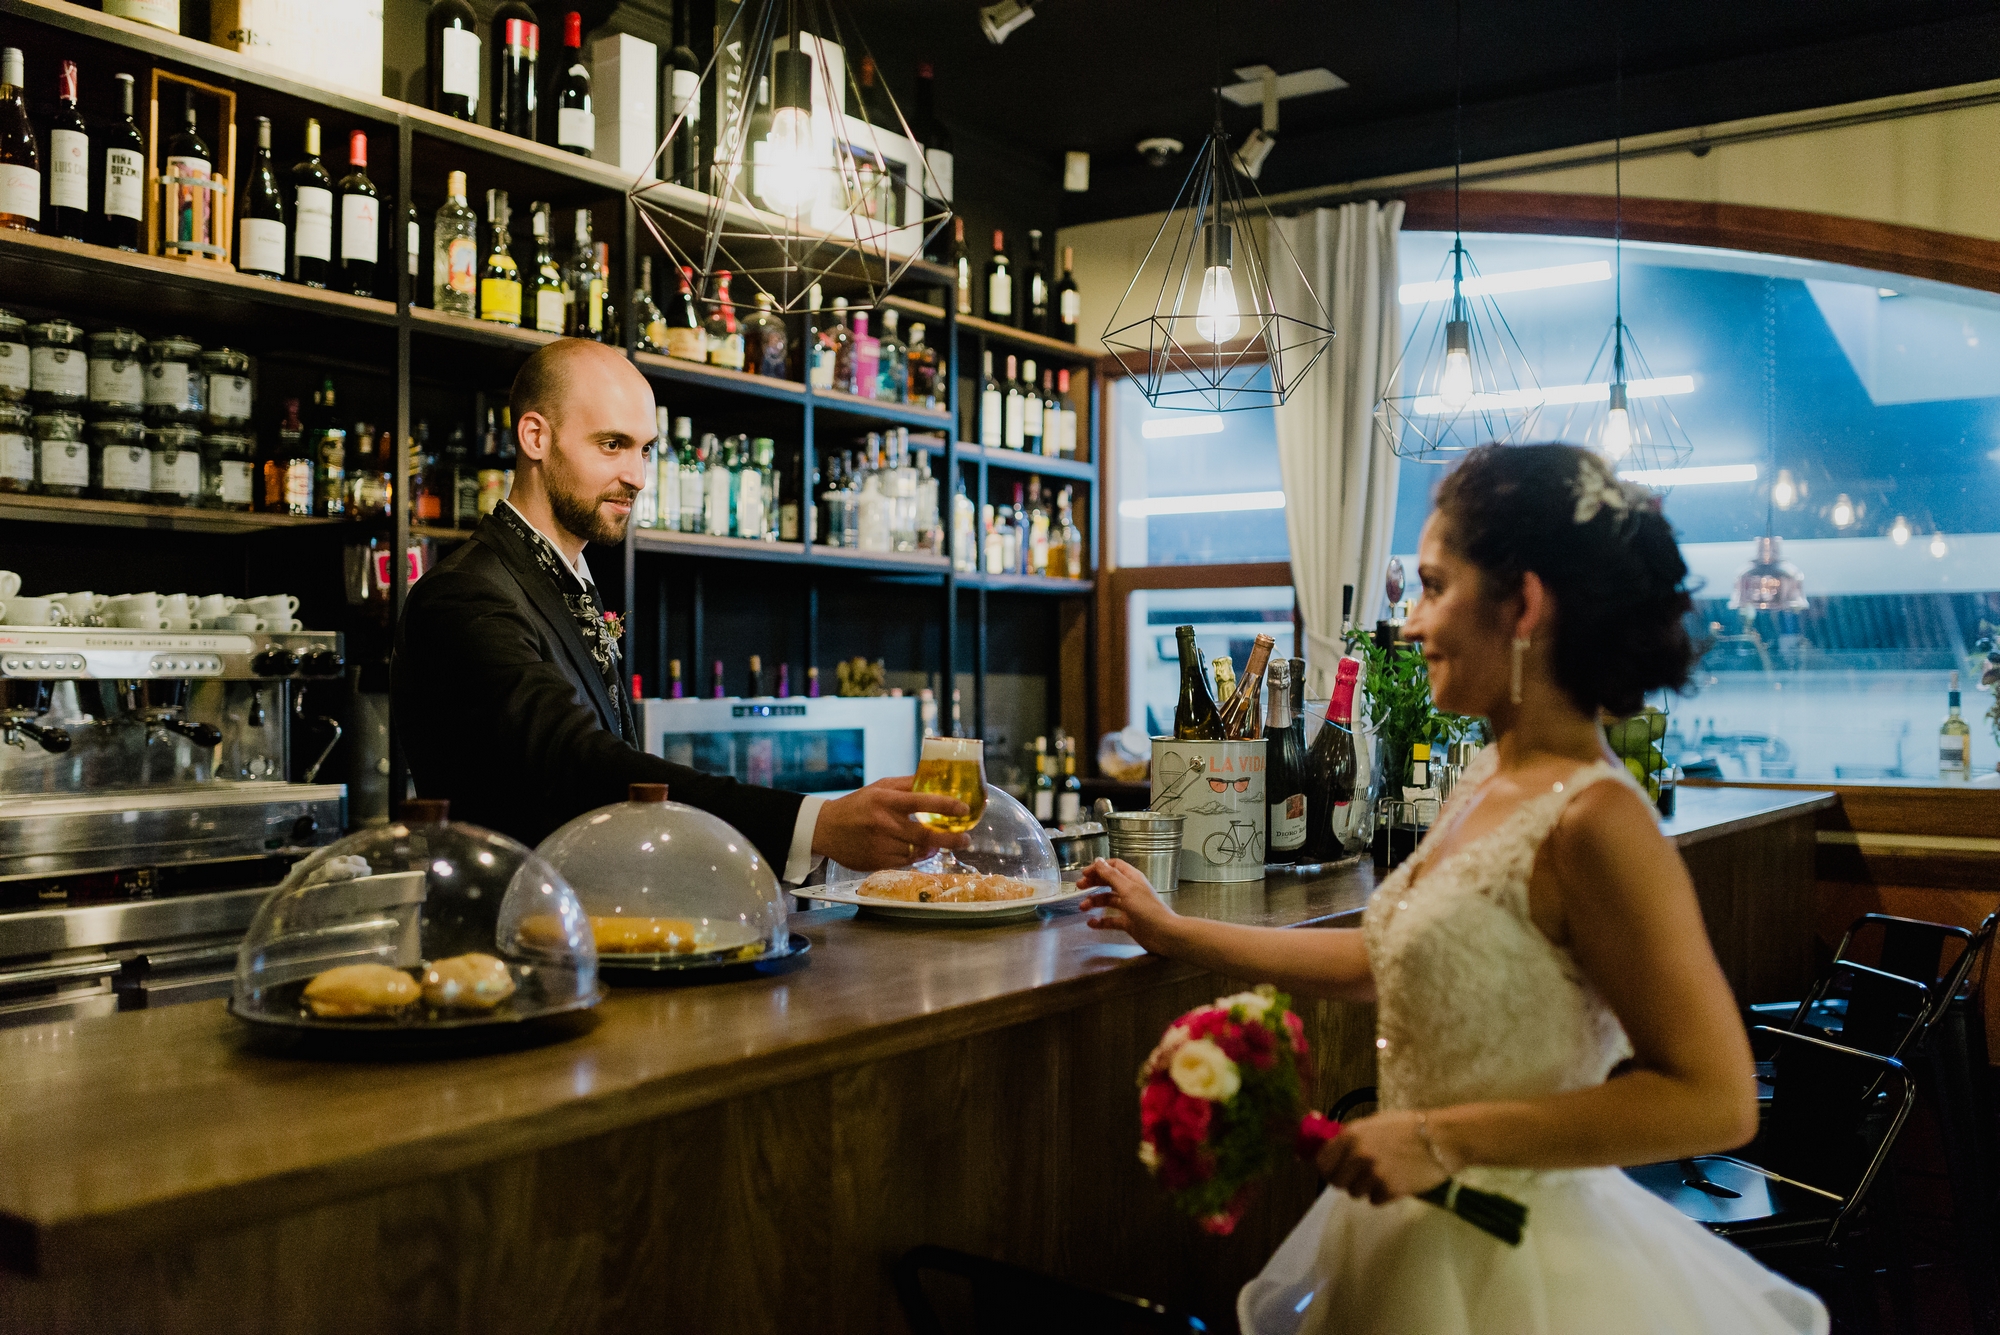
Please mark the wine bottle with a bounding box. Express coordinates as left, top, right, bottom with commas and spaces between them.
633, 255, 666, 351
560, 209, 596, 337
310, 376, 348, 518
530, 202, 564, 334
1058, 738, 1083, 824
0, 49, 38, 233
984, 228, 1012, 321
594, 241, 617, 344
335, 131, 378, 296
665, 3, 701, 186
1941, 670, 1973, 781
1039, 369, 1059, 457
699, 271, 744, 368
1173, 626, 1224, 740
744, 291, 788, 378
98, 73, 144, 250
551, 12, 593, 156
1056, 367, 1077, 457
664, 263, 705, 361
1303, 656, 1362, 860
290, 118, 333, 287
828, 296, 854, 393
433, 169, 477, 315
479, 188, 521, 326
979, 349, 1002, 447
1219, 633, 1275, 739
491, 2, 540, 140
1031, 735, 1055, 822
278, 397, 315, 516
237, 116, 286, 279
163, 90, 211, 258
426, 0, 480, 122
668, 658, 684, 698
1020, 358, 1041, 453
1002, 354, 1025, 449
1055, 244, 1080, 343
951, 216, 971, 314
914, 61, 953, 216
46, 61, 89, 241
1265, 660, 1309, 863
746, 654, 763, 698
1025, 228, 1050, 335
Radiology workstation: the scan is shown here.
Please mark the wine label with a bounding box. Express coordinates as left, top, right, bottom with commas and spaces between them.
671, 69, 700, 118
42, 439, 88, 488
1060, 407, 1078, 457
1060, 289, 1080, 325
88, 356, 144, 407
666, 326, 706, 362
987, 272, 1011, 317
1942, 735, 1969, 761
705, 470, 730, 536
152, 446, 200, 497
1002, 391, 1025, 448
1057, 791, 1080, 824
31, 346, 86, 397
104, 147, 145, 220
294, 186, 333, 261
737, 471, 764, 536
709, 333, 745, 371
1042, 405, 1061, 454
408, 218, 420, 275
1270, 793, 1307, 851
1034, 789, 1054, 821
49, 128, 89, 212
340, 193, 379, 263
558, 107, 595, 153
446, 237, 478, 296
481, 278, 522, 324
980, 387, 1002, 446
283, 459, 314, 513
165, 154, 211, 245
440, 27, 480, 99
0, 341, 27, 392
0, 164, 41, 221
102, 444, 151, 491
924, 146, 954, 204
0, 432, 32, 483
209, 374, 253, 421
218, 459, 253, 506
145, 362, 193, 409
239, 216, 287, 276
678, 471, 703, 523
535, 289, 565, 334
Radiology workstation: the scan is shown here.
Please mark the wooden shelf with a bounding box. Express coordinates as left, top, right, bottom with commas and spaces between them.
404, 103, 635, 196
955, 442, 1096, 482
963, 571, 1094, 594
0, 491, 347, 534
953, 312, 1094, 363
808, 387, 954, 431
807, 547, 949, 577
407, 306, 563, 351
883, 294, 949, 323
632, 351, 808, 405
634, 530, 808, 564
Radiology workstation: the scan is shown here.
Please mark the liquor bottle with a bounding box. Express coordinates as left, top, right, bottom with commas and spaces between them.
448, 426, 480, 526
746, 654, 763, 698
711, 659, 725, 698
0, 49, 38, 233
1025, 475, 1050, 574
1941, 670, 1973, 781
951, 216, 971, 315
335, 131, 378, 296
674, 417, 701, 532
1056, 368, 1078, 457
237, 116, 286, 279
405, 421, 437, 523
705, 270, 744, 370
530, 202, 564, 333
46, 61, 89, 241
1303, 656, 1362, 860
664, 263, 705, 361
432, 170, 478, 314
1020, 358, 1042, 453
665, 2, 702, 186
1058, 738, 1083, 824
98, 73, 144, 250
561, 210, 602, 338
906, 322, 936, 407
913, 61, 953, 221
1220, 633, 1275, 739
1055, 245, 1080, 342
479, 189, 521, 326
310, 378, 348, 517
1032, 735, 1054, 822
497, 408, 517, 496
743, 292, 788, 378
667, 658, 684, 698
1058, 487, 1084, 578
426, 0, 481, 122
491, 1, 540, 140
979, 349, 1002, 447
1264, 660, 1309, 863
348, 427, 393, 518
1039, 370, 1059, 457
952, 468, 976, 571
163, 90, 211, 258
1173, 626, 1224, 740
290, 119, 333, 287
550, 12, 593, 156
777, 663, 791, 698
1002, 354, 1026, 449
703, 433, 731, 536
1025, 229, 1050, 335
632, 255, 666, 351
876, 309, 909, 402
263, 398, 303, 512
809, 665, 824, 700
949, 686, 963, 735
984, 228, 1012, 321
828, 296, 855, 393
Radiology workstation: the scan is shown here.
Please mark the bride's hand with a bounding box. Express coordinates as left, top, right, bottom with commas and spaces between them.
1316, 1111, 1452, 1204
1077, 857, 1184, 956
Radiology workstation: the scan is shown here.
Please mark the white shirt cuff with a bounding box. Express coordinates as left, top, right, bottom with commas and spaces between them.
783, 794, 831, 885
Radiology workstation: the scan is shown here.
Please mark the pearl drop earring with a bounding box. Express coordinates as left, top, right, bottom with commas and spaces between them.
1510, 637, 1530, 705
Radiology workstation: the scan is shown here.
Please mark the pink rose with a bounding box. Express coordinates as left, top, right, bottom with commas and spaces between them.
1282, 1009, 1307, 1056
1296, 1111, 1341, 1159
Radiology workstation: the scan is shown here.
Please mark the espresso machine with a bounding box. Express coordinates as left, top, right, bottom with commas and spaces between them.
0, 625, 347, 1027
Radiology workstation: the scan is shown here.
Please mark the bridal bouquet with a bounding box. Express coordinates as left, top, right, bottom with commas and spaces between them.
1138, 986, 1528, 1244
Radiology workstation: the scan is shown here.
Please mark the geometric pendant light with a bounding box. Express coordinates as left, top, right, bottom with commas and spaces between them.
630, 0, 952, 315
1731, 277, 1807, 611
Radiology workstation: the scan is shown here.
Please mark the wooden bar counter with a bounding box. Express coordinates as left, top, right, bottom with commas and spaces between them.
0, 785, 1830, 1334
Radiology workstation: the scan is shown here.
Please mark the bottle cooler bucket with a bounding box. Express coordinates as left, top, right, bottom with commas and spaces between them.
1150, 738, 1267, 884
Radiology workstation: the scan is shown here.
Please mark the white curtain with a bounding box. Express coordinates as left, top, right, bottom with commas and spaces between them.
1271, 201, 1404, 696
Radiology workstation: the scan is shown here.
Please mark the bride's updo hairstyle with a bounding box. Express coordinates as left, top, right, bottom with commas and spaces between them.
1431, 443, 1696, 718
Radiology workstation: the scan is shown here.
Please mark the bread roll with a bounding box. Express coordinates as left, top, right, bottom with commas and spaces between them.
421, 953, 516, 1010
855, 870, 1038, 903
302, 963, 422, 1018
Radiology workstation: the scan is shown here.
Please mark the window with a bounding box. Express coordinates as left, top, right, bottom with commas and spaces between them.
1126, 586, 1298, 737
1392, 231, 2000, 782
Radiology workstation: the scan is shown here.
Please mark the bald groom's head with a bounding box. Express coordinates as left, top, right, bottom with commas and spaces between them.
507, 339, 657, 548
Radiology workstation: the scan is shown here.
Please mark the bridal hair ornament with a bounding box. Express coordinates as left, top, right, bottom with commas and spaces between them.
1571, 453, 1654, 528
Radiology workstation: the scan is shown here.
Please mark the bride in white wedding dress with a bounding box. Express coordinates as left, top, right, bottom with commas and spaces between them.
1079, 444, 1828, 1335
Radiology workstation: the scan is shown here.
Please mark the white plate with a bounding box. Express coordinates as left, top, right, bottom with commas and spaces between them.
796, 882, 1091, 923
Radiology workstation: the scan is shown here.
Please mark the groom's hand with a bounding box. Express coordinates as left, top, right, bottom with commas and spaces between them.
1317, 1111, 1454, 1205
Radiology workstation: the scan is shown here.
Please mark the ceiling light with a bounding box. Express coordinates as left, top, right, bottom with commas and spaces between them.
1140, 415, 1225, 439
1233, 128, 1276, 179
1771, 469, 1798, 510
1830, 493, 1857, 528
1618, 463, 1758, 486
1398, 260, 1612, 305
1119, 490, 1287, 518
1220, 64, 1348, 105
1136, 137, 1183, 167
1731, 535, 1809, 611
1412, 373, 1692, 417
979, 0, 1036, 44
1930, 532, 1950, 558
1890, 515, 1911, 545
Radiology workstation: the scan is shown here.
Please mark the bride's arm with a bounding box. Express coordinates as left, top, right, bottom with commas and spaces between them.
1318, 781, 1758, 1202
1076, 857, 1376, 1001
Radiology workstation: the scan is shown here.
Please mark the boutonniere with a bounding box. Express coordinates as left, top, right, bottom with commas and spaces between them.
600, 610, 625, 641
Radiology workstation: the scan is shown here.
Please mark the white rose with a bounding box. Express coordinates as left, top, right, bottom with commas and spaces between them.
1168, 1038, 1242, 1102
1138, 1139, 1161, 1169
1217, 991, 1272, 1018
1141, 1024, 1192, 1080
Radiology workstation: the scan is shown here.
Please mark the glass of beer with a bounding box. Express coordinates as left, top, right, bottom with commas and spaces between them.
911, 736, 987, 869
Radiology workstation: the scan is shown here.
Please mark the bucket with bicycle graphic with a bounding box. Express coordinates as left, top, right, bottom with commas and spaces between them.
1149, 738, 1267, 884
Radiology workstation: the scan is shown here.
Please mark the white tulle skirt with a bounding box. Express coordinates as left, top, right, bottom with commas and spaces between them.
1239, 1167, 1829, 1335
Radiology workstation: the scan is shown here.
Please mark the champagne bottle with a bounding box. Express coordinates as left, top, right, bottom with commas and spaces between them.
1265, 660, 1309, 863
1173, 626, 1224, 740
237, 116, 286, 279
1303, 657, 1362, 860
1219, 633, 1275, 739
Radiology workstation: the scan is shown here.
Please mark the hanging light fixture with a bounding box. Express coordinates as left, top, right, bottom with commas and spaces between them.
1375, 0, 1543, 461
1099, 8, 1334, 412
1732, 278, 1808, 612
631, 0, 951, 315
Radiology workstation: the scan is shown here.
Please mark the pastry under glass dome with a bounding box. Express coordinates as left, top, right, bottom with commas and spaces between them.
534, 783, 792, 965
826, 783, 1061, 890
230, 802, 601, 1031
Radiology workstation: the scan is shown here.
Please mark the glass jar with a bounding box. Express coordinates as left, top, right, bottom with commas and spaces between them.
0, 403, 34, 493
28, 320, 87, 409
201, 347, 254, 427
86, 328, 148, 418
0, 309, 27, 403
34, 411, 89, 497
202, 431, 254, 510
89, 417, 151, 502
142, 335, 204, 423
147, 424, 203, 506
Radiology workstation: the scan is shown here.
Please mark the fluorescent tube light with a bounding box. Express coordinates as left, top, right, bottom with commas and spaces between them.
1139, 415, 1226, 439
1617, 464, 1759, 486
1413, 374, 1694, 417
1399, 260, 1612, 306
1118, 490, 1287, 518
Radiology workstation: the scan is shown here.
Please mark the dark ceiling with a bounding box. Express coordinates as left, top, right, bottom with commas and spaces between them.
848, 0, 2000, 226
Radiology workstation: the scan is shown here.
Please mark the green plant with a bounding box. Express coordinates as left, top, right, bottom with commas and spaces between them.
1341, 632, 1478, 773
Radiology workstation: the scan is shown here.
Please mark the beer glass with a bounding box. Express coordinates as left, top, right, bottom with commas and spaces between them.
911, 736, 987, 870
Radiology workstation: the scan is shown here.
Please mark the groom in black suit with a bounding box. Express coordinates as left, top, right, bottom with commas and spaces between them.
391, 338, 967, 876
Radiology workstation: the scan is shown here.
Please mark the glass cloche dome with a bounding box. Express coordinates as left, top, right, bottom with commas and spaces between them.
534, 783, 791, 965
230, 801, 601, 1032
827, 783, 1061, 891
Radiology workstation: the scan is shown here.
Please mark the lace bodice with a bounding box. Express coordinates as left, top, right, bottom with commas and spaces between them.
1363, 749, 1637, 1111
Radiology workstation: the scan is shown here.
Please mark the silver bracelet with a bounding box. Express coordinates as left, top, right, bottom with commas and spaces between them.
1415, 1112, 1456, 1176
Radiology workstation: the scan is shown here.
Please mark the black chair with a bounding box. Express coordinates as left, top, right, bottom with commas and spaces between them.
894, 1245, 1209, 1335
1747, 913, 1976, 1039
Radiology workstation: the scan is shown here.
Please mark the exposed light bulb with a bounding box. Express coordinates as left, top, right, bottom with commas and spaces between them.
1600, 381, 1632, 460
1771, 468, 1797, 510
1830, 493, 1856, 529
1890, 515, 1910, 545
1930, 532, 1949, 558
1438, 319, 1474, 410
1195, 264, 1241, 343
757, 104, 815, 214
